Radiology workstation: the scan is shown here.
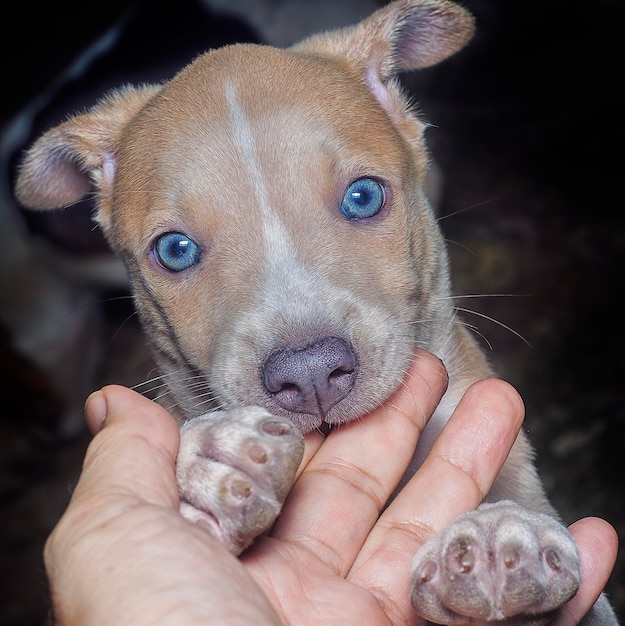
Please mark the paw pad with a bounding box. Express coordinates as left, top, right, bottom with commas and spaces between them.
416, 560, 437, 583
410, 501, 580, 624
230, 478, 252, 499
454, 542, 475, 574
176, 406, 304, 555
502, 545, 520, 569
247, 444, 268, 464
545, 548, 561, 571
261, 418, 293, 436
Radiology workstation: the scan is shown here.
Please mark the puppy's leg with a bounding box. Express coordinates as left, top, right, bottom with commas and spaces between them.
177, 407, 304, 555
410, 501, 580, 625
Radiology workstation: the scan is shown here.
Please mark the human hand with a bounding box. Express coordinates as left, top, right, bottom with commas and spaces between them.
44, 350, 617, 625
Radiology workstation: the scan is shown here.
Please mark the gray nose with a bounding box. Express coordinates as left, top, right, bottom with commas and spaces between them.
263, 337, 357, 417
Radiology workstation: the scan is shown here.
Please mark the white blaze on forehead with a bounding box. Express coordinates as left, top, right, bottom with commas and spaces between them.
225, 82, 341, 332
224, 83, 379, 338
226, 83, 297, 268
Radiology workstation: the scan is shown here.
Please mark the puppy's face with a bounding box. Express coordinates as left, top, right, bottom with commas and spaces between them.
16, 0, 474, 431
109, 45, 450, 430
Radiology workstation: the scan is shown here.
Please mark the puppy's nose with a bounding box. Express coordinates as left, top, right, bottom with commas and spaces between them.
263, 337, 357, 417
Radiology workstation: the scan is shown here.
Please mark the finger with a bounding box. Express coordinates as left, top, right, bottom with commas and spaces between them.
45, 386, 184, 617
552, 517, 619, 626
271, 349, 449, 575
77, 385, 181, 509
349, 377, 525, 624
298, 431, 326, 478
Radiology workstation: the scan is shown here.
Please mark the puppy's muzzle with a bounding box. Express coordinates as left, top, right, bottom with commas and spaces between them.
262, 336, 358, 420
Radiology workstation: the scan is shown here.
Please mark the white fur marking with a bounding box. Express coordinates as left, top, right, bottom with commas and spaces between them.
365, 65, 399, 121
102, 151, 116, 187
226, 84, 296, 269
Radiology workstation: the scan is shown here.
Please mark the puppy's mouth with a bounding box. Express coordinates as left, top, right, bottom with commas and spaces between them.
318, 422, 333, 437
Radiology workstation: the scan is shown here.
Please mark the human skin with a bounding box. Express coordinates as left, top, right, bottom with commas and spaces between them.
44, 350, 618, 625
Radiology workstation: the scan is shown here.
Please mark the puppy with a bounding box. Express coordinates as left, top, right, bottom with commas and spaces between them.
15, 1, 617, 623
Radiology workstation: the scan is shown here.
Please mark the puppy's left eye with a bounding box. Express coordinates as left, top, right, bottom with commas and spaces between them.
341, 178, 385, 220
154, 232, 201, 272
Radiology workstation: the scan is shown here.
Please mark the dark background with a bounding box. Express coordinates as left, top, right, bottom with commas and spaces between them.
1, 1, 623, 623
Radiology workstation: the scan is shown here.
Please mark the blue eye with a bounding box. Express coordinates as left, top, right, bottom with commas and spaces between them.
341, 178, 385, 220
154, 232, 201, 272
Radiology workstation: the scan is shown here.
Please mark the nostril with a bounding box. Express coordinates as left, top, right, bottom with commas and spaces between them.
277, 382, 299, 393
329, 367, 350, 380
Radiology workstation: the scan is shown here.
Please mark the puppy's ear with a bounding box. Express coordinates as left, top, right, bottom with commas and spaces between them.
15, 84, 161, 226
294, 0, 473, 75
294, 0, 473, 138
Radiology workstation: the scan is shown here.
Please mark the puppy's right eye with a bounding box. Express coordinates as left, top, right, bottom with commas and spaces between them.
341, 177, 385, 220
154, 232, 201, 272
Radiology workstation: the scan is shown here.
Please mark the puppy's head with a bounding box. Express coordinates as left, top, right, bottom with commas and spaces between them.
16, 0, 473, 431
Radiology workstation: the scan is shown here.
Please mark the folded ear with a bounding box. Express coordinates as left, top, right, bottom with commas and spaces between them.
294, 0, 473, 126
15, 84, 161, 224
294, 0, 474, 74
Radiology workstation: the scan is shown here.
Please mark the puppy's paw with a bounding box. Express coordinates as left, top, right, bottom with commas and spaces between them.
176, 406, 304, 555
410, 500, 579, 625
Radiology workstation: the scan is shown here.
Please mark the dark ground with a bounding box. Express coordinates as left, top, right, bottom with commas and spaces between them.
1, 1, 623, 624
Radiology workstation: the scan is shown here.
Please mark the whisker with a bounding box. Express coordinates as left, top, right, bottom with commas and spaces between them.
131, 366, 226, 416
453, 306, 531, 347
452, 318, 494, 350
187, 397, 223, 413
436, 196, 500, 222
105, 309, 139, 350
442, 293, 532, 301
133, 371, 205, 396
186, 388, 220, 407
444, 238, 478, 256
131, 374, 170, 392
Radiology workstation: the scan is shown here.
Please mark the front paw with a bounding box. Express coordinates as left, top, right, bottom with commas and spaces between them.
410, 501, 580, 625
176, 406, 304, 555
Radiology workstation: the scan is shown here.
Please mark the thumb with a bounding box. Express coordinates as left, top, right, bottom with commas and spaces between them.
44, 385, 183, 619
77, 384, 181, 508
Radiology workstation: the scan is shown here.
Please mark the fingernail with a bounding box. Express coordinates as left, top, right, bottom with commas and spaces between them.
85, 390, 107, 432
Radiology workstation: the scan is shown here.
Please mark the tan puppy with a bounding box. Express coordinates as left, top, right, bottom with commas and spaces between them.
15, 1, 617, 623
